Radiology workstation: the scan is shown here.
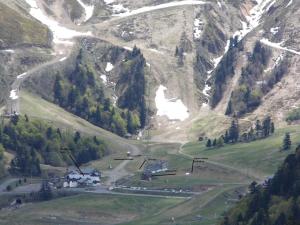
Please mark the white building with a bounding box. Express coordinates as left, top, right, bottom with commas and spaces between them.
64, 168, 101, 188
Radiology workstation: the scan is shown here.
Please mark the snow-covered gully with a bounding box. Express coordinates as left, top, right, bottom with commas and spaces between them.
202, 0, 278, 108
76, 0, 94, 22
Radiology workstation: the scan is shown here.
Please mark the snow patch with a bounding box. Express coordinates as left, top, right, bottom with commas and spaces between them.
260, 38, 300, 55
10, 90, 18, 100
17, 73, 27, 79
111, 1, 207, 17
155, 85, 189, 121
193, 18, 204, 39
112, 95, 118, 106
59, 57, 67, 62
112, 4, 130, 14
212, 40, 230, 69
149, 48, 163, 54
123, 46, 133, 51
270, 27, 279, 35
3, 49, 15, 53
100, 74, 107, 84
264, 54, 283, 72
76, 0, 94, 22
103, 0, 115, 4
105, 62, 114, 72
286, 0, 293, 7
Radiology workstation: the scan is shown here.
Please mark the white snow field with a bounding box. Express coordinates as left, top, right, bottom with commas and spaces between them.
155, 85, 189, 121
76, 0, 95, 22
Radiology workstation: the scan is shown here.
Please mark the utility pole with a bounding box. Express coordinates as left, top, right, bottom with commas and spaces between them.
145, 63, 151, 153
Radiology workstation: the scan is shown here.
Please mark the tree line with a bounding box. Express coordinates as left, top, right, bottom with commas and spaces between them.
0, 115, 106, 176
206, 116, 275, 148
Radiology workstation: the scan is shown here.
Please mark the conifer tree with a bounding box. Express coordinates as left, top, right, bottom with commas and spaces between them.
212, 139, 217, 147
229, 120, 239, 143
270, 122, 275, 134
217, 137, 224, 147
39, 180, 53, 201
262, 116, 271, 137
282, 133, 291, 150
224, 131, 229, 143
54, 74, 63, 105
206, 139, 212, 147
225, 100, 232, 115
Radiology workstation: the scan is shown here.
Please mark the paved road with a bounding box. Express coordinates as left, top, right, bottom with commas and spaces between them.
102, 144, 140, 186
0, 178, 18, 192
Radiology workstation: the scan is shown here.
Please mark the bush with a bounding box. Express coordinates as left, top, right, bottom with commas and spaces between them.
286, 108, 300, 122
6, 185, 12, 191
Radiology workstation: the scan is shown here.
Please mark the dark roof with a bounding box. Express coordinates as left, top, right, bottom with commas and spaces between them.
144, 160, 168, 172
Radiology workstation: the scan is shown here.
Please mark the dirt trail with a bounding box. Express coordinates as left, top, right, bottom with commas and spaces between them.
7, 51, 70, 115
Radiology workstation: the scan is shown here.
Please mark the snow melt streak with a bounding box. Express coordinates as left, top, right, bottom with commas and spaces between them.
234, 0, 277, 41
25, 0, 91, 44
155, 85, 189, 121
260, 38, 300, 56
112, 1, 207, 17
76, 0, 94, 22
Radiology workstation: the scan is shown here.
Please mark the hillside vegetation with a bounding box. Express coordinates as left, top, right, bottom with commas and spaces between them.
51, 46, 146, 137
0, 115, 106, 176
220, 146, 300, 225
0, 2, 51, 48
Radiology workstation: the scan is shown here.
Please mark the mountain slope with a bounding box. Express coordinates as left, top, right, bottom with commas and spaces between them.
0, 2, 51, 49
211, 0, 300, 123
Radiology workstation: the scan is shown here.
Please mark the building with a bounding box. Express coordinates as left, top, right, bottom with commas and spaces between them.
141, 160, 168, 180
63, 167, 101, 188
